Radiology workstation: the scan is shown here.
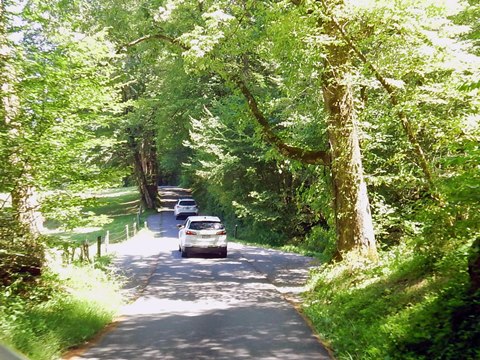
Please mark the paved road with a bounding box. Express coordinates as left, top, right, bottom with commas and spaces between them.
69, 187, 331, 360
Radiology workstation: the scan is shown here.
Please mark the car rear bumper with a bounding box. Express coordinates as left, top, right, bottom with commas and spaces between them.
176, 212, 198, 217
184, 246, 227, 256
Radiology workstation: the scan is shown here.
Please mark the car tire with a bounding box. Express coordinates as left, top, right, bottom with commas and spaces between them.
181, 249, 188, 258
220, 249, 227, 258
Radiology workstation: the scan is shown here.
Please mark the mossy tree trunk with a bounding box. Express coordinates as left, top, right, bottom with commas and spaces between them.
322, 20, 377, 259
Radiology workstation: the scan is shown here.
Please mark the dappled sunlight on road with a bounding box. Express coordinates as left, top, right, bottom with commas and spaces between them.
69, 187, 330, 360
156, 186, 189, 213
80, 306, 322, 360
122, 297, 233, 316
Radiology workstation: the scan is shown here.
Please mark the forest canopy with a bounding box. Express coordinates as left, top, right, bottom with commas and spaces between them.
1, 0, 479, 359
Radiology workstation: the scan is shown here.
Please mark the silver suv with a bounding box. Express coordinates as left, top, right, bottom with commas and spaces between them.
174, 198, 199, 220
177, 216, 227, 258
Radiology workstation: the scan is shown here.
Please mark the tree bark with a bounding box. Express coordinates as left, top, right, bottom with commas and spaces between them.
320, 1, 436, 191
11, 175, 44, 235
322, 22, 377, 258
468, 237, 480, 296
126, 129, 158, 209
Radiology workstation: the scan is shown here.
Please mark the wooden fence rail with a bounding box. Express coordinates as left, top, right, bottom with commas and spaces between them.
62, 215, 148, 264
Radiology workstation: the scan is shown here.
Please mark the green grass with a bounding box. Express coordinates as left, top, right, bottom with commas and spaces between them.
302, 243, 480, 360
45, 187, 152, 245
0, 187, 148, 359
0, 262, 124, 360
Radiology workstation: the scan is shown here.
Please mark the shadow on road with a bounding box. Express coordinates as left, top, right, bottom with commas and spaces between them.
70, 187, 331, 360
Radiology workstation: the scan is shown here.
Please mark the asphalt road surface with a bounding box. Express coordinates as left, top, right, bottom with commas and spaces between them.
69, 187, 331, 360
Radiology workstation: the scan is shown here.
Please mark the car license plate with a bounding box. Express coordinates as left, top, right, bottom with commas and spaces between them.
202, 235, 210, 239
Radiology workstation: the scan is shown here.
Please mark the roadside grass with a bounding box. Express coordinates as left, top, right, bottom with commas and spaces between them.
0, 261, 124, 360
0, 187, 149, 360
45, 187, 151, 245
302, 242, 479, 360
227, 224, 331, 261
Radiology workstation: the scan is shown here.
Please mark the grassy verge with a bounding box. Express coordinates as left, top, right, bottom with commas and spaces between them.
0, 187, 149, 359
302, 242, 479, 360
0, 260, 124, 360
45, 187, 152, 245
227, 223, 333, 261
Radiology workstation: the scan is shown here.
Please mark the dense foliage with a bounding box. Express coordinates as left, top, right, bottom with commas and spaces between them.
1, 0, 479, 359
0, 261, 123, 360
1, 0, 125, 282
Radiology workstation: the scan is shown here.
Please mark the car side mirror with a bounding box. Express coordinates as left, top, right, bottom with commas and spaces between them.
176, 224, 184, 229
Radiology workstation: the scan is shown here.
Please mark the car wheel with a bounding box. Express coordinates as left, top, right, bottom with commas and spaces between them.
178, 245, 181, 252
220, 249, 227, 258
175, 215, 179, 220
181, 249, 188, 258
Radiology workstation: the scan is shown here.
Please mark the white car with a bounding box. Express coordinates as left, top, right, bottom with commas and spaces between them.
177, 216, 227, 258
174, 198, 198, 220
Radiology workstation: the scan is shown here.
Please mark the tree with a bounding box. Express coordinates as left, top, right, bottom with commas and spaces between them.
110, 0, 376, 257
1, 0, 45, 281
1, 0, 123, 281
75, 0, 478, 262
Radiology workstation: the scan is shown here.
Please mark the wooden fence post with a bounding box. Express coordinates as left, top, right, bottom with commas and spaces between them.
137, 205, 141, 227
133, 222, 137, 235
83, 241, 90, 263
126, 224, 129, 240
97, 236, 101, 258
80, 243, 84, 262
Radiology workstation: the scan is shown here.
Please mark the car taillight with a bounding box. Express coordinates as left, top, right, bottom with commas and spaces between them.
186, 230, 197, 235
216, 230, 227, 235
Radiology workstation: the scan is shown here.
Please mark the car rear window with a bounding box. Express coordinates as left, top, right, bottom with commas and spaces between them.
189, 221, 224, 230
179, 200, 196, 206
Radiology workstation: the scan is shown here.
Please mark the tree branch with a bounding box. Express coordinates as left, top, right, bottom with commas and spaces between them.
316, 0, 436, 189
119, 33, 188, 52
123, 30, 331, 166
232, 76, 331, 166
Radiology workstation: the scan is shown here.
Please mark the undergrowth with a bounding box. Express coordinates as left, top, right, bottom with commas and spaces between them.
0, 257, 124, 360
303, 242, 480, 359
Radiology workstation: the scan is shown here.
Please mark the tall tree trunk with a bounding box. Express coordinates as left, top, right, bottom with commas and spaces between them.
322, 25, 377, 258
1, 2, 43, 235
140, 130, 159, 206
127, 129, 158, 209
1, 2, 44, 282
322, 9, 436, 190
11, 173, 44, 235
282, 0, 376, 257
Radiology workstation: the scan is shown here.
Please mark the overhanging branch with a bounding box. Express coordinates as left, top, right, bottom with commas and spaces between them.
316, 0, 435, 189
119, 33, 189, 52
122, 31, 331, 166
232, 76, 331, 166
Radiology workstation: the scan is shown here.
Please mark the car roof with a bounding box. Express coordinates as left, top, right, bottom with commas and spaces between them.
187, 216, 221, 222
178, 198, 195, 201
